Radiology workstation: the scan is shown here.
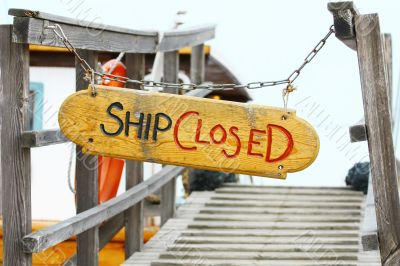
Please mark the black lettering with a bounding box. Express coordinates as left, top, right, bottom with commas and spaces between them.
100, 102, 124, 136
153, 113, 172, 141
125, 111, 144, 139
144, 113, 152, 140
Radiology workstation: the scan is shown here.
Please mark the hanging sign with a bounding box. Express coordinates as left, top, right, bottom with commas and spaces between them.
59, 85, 319, 178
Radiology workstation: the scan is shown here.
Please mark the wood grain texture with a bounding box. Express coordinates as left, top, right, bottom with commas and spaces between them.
125, 53, 145, 257
58, 86, 320, 178
21, 129, 68, 147
355, 14, 400, 264
12, 17, 157, 53
9, 9, 216, 53
0, 25, 32, 266
161, 51, 179, 226
75, 50, 99, 266
22, 165, 184, 253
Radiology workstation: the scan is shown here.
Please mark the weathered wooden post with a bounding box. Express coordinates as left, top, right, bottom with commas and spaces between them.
161, 50, 180, 225
190, 44, 205, 84
0, 25, 32, 266
125, 53, 145, 256
75, 50, 99, 266
355, 14, 400, 264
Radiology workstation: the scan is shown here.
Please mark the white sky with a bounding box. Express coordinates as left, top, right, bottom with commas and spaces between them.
1, 1, 400, 189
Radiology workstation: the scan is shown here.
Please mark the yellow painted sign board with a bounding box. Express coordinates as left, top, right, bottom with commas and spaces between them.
59, 85, 319, 178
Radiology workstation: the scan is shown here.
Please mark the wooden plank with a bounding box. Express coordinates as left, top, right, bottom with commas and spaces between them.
192, 213, 360, 223
9, 8, 158, 36
58, 85, 320, 178
168, 243, 359, 252
0, 25, 32, 266
21, 129, 68, 147
75, 50, 98, 266
9, 9, 216, 53
177, 229, 359, 238
22, 165, 184, 253
158, 251, 358, 260
205, 199, 362, 209
149, 259, 359, 266
349, 123, 367, 142
210, 193, 363, 202
194, 206, 362, 215
216, 186, 363, 195
327, 1, 359, 50
190, 44, 205, 84
355, 14, 400, 265
174, 236, 359, 245
161, 50, 179, 226
12, 17, 157, 53
158, 25, 215, 52
124, 53, 145, 257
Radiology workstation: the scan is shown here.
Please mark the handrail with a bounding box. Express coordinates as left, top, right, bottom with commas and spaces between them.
22, 165, 185, 253
9, 8, 216, 53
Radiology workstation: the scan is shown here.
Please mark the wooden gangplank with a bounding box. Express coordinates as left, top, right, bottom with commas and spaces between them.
123, 184, 380, 266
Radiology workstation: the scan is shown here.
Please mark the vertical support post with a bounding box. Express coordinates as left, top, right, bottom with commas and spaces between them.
355, 14, 400, 265
190, 44, 205, 84
75, 50, 99, 266
124, 53, 145, 257
0, 25, 32, 266
161, 50, 179, 225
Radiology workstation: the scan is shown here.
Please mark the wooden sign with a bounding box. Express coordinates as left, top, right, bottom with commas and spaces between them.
59, 85, 319, 178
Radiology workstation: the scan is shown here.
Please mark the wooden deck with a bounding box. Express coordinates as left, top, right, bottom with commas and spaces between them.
123, 184, 381, 266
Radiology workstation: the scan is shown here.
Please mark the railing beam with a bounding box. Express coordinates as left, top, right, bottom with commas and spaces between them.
22, 165, 184, 253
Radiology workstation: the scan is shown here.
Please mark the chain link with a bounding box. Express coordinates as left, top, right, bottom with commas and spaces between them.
46, 24, 335, 92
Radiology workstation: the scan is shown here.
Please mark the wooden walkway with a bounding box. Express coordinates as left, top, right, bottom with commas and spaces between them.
123, 184, 381, 266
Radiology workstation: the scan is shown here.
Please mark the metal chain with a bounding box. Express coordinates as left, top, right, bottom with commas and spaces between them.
46, 24, 335, 92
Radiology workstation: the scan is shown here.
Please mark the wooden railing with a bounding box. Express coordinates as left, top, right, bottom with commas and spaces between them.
0, 8, 215, 266
329, 2, 400, 265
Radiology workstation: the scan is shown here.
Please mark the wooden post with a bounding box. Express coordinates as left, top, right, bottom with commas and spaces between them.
0, 25, 32, 266
124, 53, 145, 257
161, 50, 179, 225
190, 44, 205, 84
75, 50, 99, 266
355, 14, 400, 264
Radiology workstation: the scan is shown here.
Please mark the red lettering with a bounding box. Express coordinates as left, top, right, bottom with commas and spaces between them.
222, 126, 241, 158
266, 124, 294, 162
173, 111, 198, 151
195, 119, 210, 144
247, 129, 265, 157
210, 124, 227, 144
